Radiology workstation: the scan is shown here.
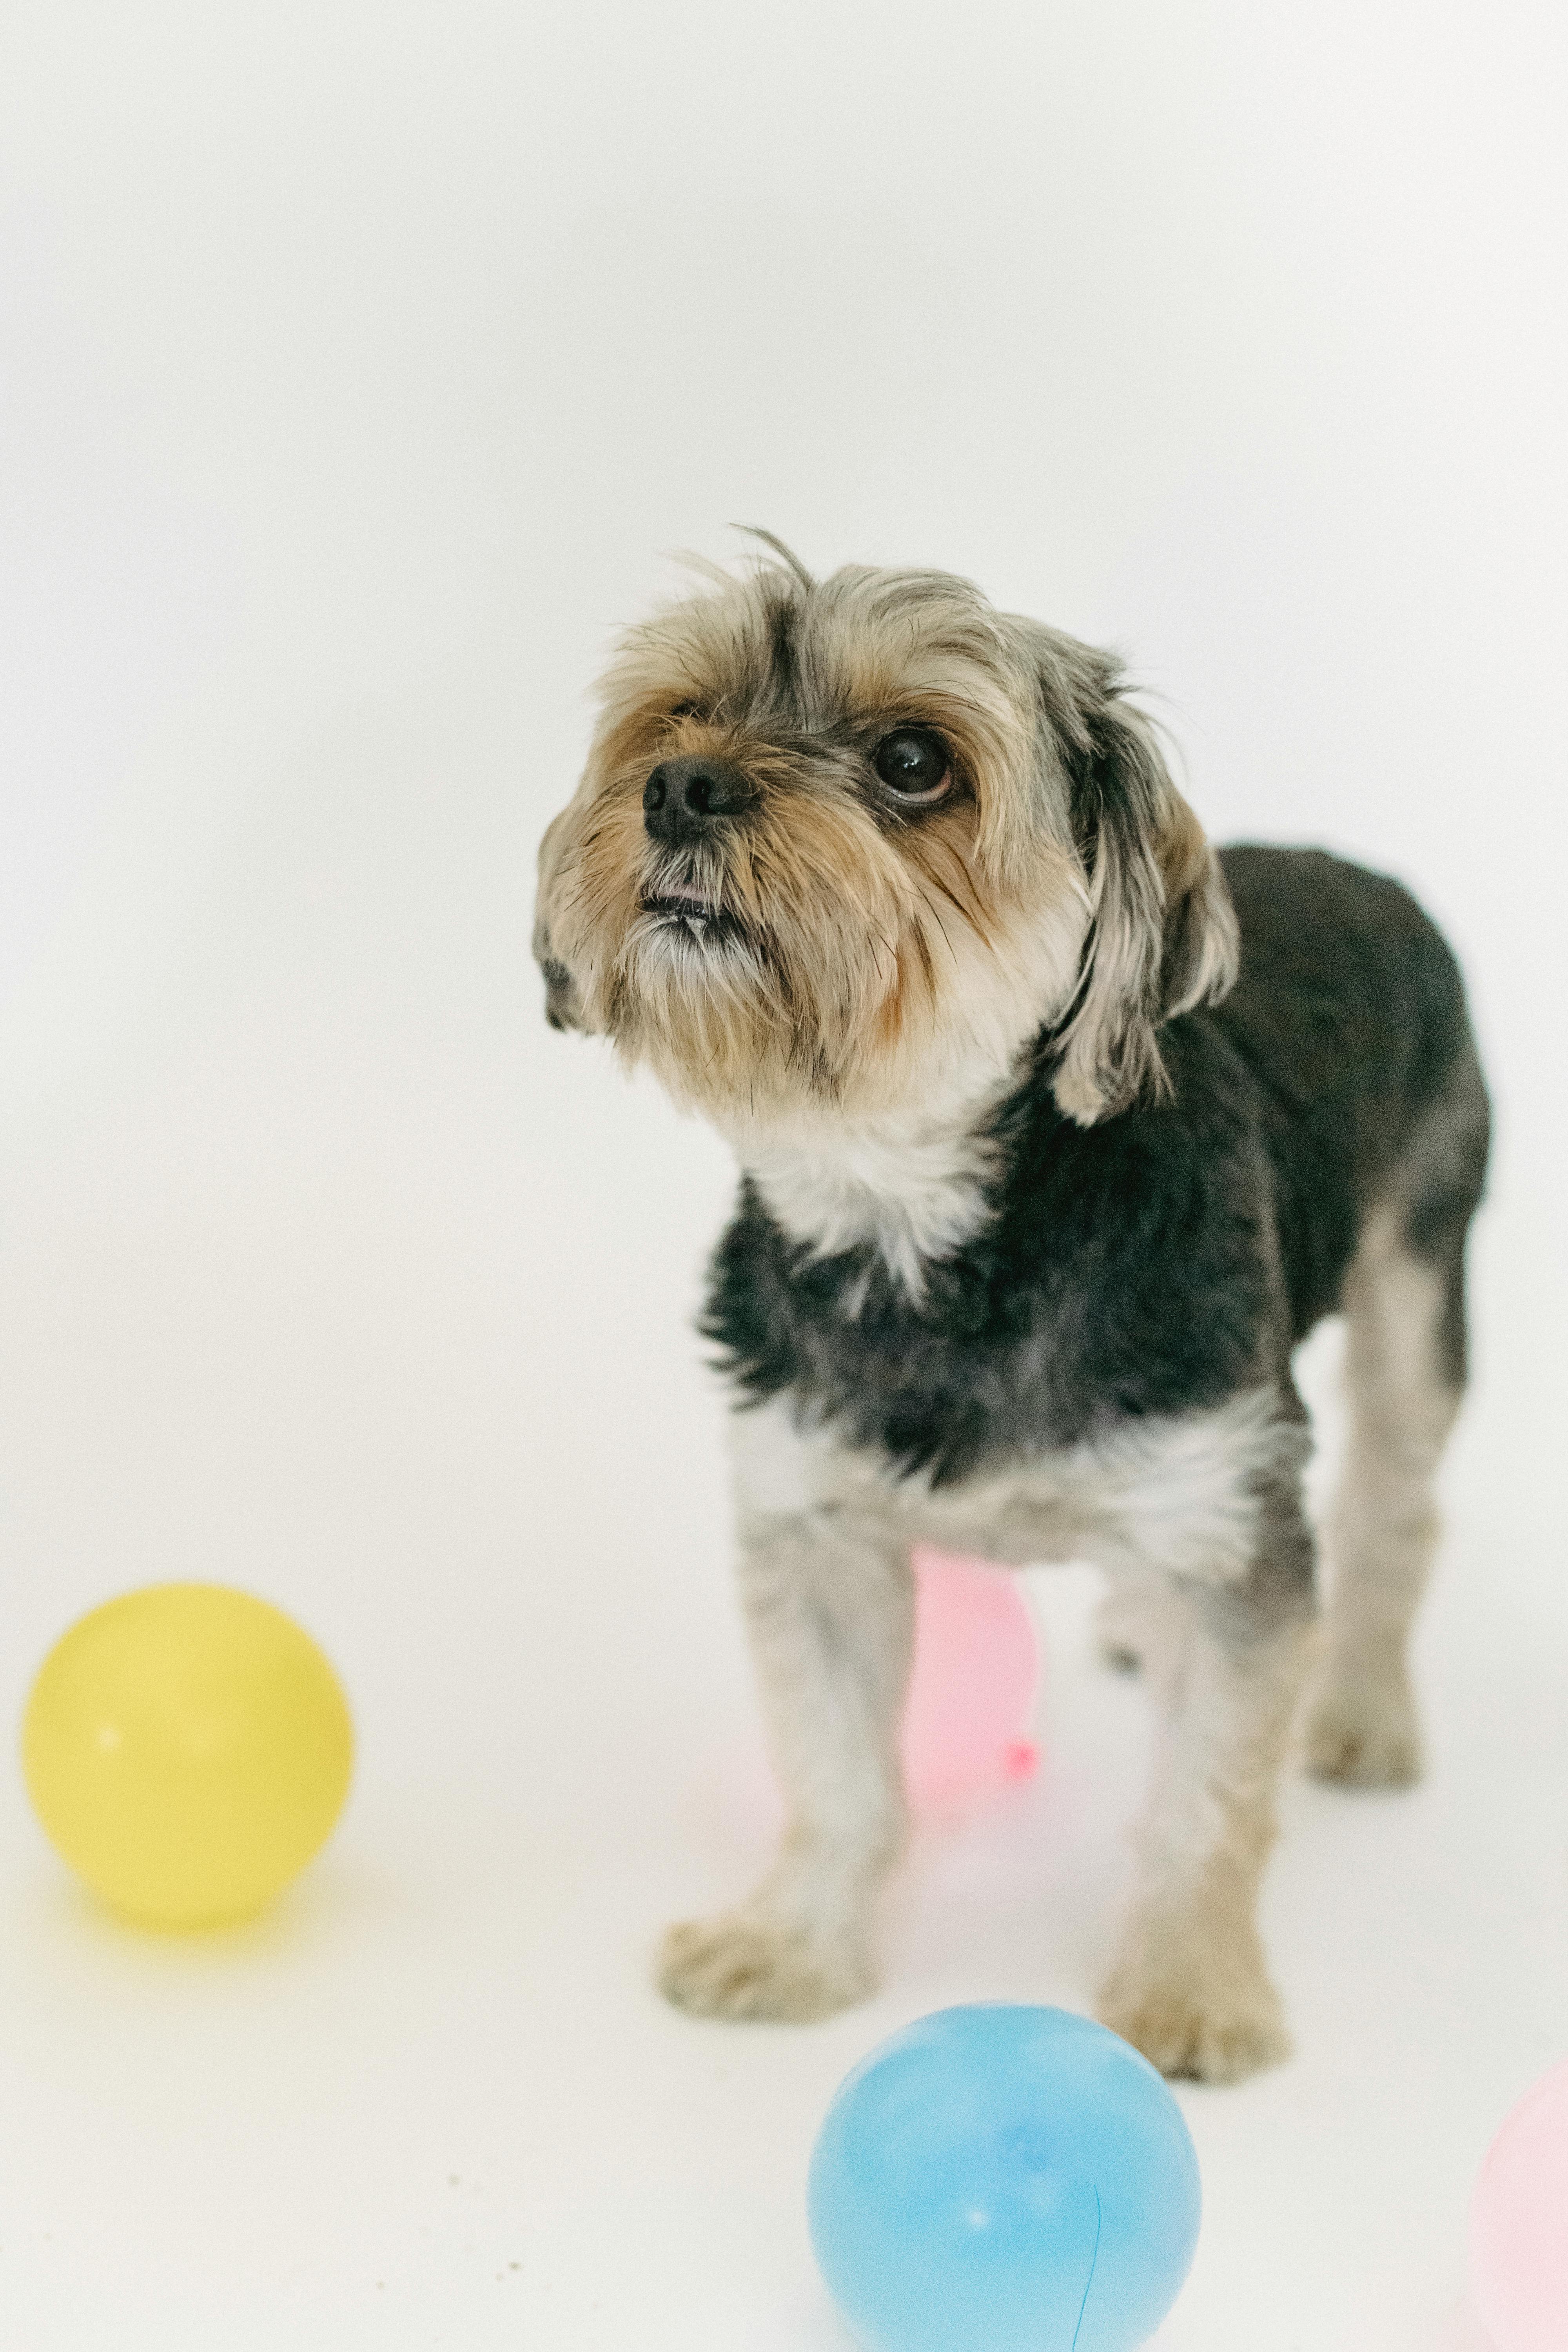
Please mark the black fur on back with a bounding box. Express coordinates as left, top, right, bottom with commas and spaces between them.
702, 848, 1490, 1484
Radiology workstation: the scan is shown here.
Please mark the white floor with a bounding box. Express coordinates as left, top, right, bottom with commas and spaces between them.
1, 1017, 1562, 2350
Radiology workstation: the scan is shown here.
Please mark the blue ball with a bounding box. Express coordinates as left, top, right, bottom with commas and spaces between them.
808, 2005, 1201, 2352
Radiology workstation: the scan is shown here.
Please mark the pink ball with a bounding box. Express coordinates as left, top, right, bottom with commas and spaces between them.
899, 1546, 1040, 1813
1468, 2058, 1568, 2351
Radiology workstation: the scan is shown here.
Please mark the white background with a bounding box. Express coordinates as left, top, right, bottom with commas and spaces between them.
2, 4, 1566, 2346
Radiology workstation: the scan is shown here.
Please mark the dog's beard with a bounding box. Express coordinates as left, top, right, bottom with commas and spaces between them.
591, 820, 1087, 1124
609, 849, 913, 1116
617, 874, 781, 1102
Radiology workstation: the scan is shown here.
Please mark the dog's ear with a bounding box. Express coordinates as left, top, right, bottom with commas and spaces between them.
1051, 697, 1238, 1125
534, 806, 588, 1033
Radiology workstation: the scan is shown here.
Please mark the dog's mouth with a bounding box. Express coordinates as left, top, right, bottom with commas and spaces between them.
641, 878, 717, 918
638, 871, 750, 946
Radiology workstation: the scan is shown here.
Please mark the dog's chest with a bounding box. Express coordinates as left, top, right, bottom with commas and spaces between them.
736, 1102, 1004, 1302
710, 1201, 1264, 1486
706, 1058, 1276, 1486
730, 1385, 1299, 1584
791, 1278, 1063, 1479
710, 1212, 1068, 1483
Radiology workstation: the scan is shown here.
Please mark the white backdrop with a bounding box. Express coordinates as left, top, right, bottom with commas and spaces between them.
3, 6, 1566, 2348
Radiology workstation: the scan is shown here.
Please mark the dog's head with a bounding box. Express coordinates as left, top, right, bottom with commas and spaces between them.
535, 540, 1237, 1128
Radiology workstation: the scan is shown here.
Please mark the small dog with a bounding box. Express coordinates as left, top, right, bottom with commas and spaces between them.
534, 538, 1489, 2081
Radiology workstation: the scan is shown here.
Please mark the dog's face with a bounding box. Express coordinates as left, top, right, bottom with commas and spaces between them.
535, 545, 1236, 1129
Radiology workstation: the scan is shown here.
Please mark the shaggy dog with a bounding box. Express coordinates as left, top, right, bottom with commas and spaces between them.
533, 538, 1488, 2080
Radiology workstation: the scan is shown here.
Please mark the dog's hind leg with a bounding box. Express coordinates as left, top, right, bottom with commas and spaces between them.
1306, 1070, 1487, 1785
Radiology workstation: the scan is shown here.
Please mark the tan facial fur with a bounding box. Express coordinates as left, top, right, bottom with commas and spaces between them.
536, 544, 1237, 1133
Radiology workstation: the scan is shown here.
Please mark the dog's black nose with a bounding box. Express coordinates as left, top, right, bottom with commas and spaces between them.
643, 757, 753, 846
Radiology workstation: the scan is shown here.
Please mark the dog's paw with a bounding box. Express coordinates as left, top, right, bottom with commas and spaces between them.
1305, 1665, 1423, 1788
1098, 1945, 1290, 2084
657, 1912, 875, 2024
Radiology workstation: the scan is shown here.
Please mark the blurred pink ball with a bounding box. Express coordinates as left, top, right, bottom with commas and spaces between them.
1468, 2057, 1568, 2352
899, 1546, 1040, 1813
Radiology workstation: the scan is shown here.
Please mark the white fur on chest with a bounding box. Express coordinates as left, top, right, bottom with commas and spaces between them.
714, 911, 1090, 1299
742, 1111, 1000, 1298
731, 1387, 1305, 1584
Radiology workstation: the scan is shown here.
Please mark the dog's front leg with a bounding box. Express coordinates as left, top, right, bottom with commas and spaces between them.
1099, 1490, 1316, 2083
659, 1421, 913, 2024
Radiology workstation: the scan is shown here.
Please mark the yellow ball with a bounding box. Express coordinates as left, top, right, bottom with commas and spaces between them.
22, 1584, 354, 1928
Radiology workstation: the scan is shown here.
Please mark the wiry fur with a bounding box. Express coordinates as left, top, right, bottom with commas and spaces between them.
535, 543, 1488, 2082
536, 545, 1235, 1141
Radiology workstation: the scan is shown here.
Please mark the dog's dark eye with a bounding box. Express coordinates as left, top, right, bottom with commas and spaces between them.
871, 728, 952, 804
669, 699, 703, 721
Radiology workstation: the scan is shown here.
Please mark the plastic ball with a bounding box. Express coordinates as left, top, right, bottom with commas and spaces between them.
900, 1547, 1040, 1813
22, 1583, 353, 1928
809, 2005, 1201, 2352
1468, 2057, 1568, 2352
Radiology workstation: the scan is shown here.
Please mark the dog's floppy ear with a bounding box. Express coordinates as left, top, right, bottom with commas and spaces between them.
534, 805, 589, 1033
1051, 696, 1238, 1126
